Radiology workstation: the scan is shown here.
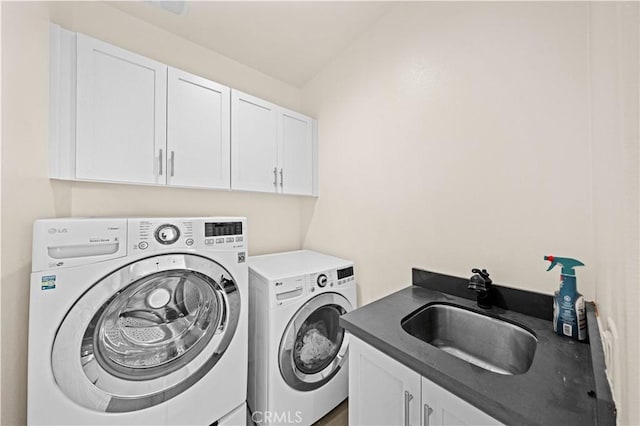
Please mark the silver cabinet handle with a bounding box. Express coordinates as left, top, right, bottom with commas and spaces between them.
404, 391, 414, 426
170, 151, 175, 177
423, 403, 433, 426
279, 168, 283, 188
273, 167, 278, 186
159, 149, 163, 175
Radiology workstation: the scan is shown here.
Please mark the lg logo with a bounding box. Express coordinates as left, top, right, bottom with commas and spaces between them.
48, 228, 68, 234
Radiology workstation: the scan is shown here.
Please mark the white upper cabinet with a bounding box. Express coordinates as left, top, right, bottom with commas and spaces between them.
50, 24, 316, 196
167, 67, 230, 189
231, 91, 279, 193
76, 33, 167, 185
279, 109, 314, 196
232, 90, 318, 196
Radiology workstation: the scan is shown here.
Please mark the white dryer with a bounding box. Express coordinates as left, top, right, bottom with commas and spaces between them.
28, 217, 249, 425
248, 250, 356, 426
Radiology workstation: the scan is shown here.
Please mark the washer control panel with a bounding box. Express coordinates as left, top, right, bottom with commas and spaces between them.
129, 218, 246, 252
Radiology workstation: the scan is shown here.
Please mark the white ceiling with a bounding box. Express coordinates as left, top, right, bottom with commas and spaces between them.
107, 1, 394, 87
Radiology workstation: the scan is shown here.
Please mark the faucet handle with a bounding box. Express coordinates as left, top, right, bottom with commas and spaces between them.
471, 268, 492, 284
468, 274, 487, 291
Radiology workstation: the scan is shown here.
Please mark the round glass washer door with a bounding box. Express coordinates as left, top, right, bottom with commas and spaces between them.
279, 292, 352, 391
51, 253, 240, 413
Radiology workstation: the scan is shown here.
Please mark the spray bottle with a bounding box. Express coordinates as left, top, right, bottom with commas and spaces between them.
544, 255, 587, 341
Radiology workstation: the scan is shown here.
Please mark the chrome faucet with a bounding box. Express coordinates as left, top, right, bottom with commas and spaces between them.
468, 268, 493, 309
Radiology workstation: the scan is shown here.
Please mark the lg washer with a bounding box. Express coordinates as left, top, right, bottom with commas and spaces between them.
28, 217, 248, 425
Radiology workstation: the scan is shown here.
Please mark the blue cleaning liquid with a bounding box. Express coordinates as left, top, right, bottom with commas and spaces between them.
544, 256, 587, 342
553, 274, 586, 341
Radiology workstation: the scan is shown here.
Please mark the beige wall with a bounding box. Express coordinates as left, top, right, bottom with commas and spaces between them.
301, 2, 638, 425
0, 2, 3, 422
589, 3, 640, 425
1, 2, 308, 425
302, 2, 594, 302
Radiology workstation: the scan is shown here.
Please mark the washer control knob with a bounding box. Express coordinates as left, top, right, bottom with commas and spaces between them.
185, 238, 194, 246
138, 241, 149, 250
317, 274, 328, 288
155, 224, 180, 245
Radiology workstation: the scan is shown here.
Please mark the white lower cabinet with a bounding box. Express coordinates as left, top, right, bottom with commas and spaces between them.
421, 377, 502, 426
349, 336, 503, 426
349, 336, 421, 426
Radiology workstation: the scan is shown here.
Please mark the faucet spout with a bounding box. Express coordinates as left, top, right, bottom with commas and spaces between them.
468, 268, 493, 309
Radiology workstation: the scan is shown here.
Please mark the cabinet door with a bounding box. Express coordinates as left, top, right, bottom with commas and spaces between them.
349, 336, 421, 426
167, 68, 230, 189
76, 34, 166, 184
421, 377, 503, 426
278, 109, 314, 195
231, 90, 278, 193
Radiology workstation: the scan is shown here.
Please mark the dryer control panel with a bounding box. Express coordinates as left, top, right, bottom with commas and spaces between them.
129, 217, 246, 253
272, 265, 355, 307
308, 265, 355, 293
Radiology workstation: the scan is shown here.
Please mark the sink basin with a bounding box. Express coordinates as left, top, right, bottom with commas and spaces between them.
401, 303, 537, 375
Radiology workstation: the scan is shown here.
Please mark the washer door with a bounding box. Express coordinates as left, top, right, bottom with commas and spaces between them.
279, 292, 352, 391
51, 253, 240, 412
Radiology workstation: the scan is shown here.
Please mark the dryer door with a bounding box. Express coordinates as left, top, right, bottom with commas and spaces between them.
279, 292, 352, 391
51, 253, 240, 412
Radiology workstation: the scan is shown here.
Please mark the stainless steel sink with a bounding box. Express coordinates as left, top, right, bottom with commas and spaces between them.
401, 303, 537, 375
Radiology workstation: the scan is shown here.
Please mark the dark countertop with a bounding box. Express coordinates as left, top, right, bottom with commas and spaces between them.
340, 278, 615, 426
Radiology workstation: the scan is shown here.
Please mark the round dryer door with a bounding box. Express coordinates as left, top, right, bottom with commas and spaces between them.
279, 292, 352, 391
51, 253, 241, 413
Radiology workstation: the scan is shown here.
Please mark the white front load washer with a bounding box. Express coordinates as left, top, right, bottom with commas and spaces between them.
28, 217, 249, 425
247, 250, 356, 426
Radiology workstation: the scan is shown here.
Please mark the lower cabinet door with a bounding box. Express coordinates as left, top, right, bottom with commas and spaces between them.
421, 377, 503, 426
349, 336, 421, 426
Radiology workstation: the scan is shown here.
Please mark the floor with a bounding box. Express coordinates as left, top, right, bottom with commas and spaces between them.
313, 400, 348, 426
